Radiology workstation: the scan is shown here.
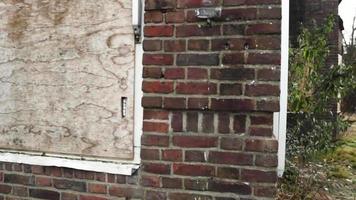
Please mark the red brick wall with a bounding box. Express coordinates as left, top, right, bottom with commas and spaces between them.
0, 0, 281, 199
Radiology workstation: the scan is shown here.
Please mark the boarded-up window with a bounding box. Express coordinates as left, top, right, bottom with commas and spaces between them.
0, 0, 135, 160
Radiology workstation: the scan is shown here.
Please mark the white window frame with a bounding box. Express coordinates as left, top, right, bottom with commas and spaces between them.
0, 0, 144, 176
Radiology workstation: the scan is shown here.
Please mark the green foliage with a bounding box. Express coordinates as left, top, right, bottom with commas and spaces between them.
287, 15, 354, 160
286, 113, 336, 160
288, 16, 333, 113
289, 15, 355, 113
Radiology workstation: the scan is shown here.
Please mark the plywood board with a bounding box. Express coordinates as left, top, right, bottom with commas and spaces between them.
0, 0, 135, 160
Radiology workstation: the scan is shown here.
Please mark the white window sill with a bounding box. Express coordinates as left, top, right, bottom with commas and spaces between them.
0, 147, 141, 175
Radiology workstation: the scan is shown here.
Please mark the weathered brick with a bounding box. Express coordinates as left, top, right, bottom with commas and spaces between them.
246, 23, 281, 35
145, 25, 174, 37
142, 163, 171, 174
44, 167, 62, 177
145, 0, 176, 10
74, 170, 95, 180
176, 82, 217, 95
63, 168, 74, 178
169, 193, 212, 200
146, 190, 166, 200
212, 38, 246, 51
141, 149, 160, 161
208, 180, 251, 195
187, 98, 209, 110
144, 11, 163, 23
88, 183, 106, 194
176, 25, 220, 37
4, 174, 33, 186
185, 151, 206, 162
258, 7, 281, 19
29, 189, 60, 200
224, 0, 280, 6
35, 177, 52, 187
173, 136, 217, 148
223, 24, 245, 35
143, 67, 163, 79
162, 149, 183, 161
141, 134, 169, 147
166, 11, 185, 23
222, 53, 245, 64
220, 83, 242, 95
142, 81, 174, 94
143, 121, 169, 133
143, 40, 162, 51
188, 40, 210, 51
143, 54, 174, 65
177, 0, 221, 8
250, 114, 273, 125
245, 84, 280, 97
144, 110, 169, 120
177, 54, 219, 66
31, 166, 44, 175
220, 8, 257, 21
217, 167, 240, 179
257, 68, 280, 81
249, 127, 273, 137
184, 178, 208, 191
109, 186, 143, 198
79, 195, 107, 200
142, 97, 163, 108
202, 113, 215, 133
173, 164, 214, 176
211, 68, 255, 81
218, 113, 230, 133
241, 169, 277, 183
257, 99, 280, 112
251, 36, 281, 50
245, 139, 278, 153
220, 138, 243, 150
164, 68, 185, 79
162, 177, 182, 189
53, 179, 86, 192
141, 175, 160, 188
247, 53, 281, 65
211, 99, 255, 112
255, 154, 278, 167
163, 97, 186, 109
164, 40, 186, 52
233, 115, 246, 133
208, 151, 253, 165
0, 184, 11, 194
61, 192, 78, 200
171, 112, 183, 132
186, 112, 198, 132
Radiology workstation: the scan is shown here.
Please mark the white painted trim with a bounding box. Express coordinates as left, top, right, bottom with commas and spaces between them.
278, 0, 290, 177
132, 0, 142, 26
0, 1, 144, 176
0, 151, 139, 175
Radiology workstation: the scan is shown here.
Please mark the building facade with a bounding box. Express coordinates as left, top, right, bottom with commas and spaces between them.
0, 0, 283, 199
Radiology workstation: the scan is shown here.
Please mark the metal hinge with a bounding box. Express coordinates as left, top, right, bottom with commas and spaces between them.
133, 25, 142, 44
